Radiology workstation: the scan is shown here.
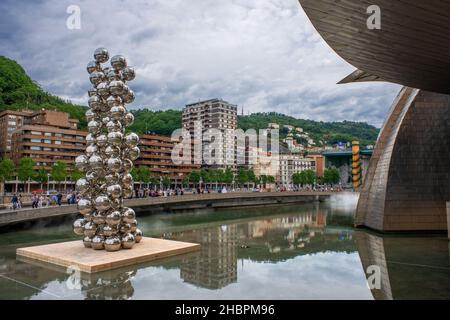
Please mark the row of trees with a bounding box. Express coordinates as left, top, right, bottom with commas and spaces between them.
292, 168, 340, 187
0, 157, 83, 194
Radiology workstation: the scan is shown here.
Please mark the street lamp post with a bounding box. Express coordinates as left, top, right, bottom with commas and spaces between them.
47, 173, 50, 195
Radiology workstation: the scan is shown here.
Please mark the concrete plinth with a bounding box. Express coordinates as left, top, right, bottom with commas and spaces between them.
16, 237, 200, 273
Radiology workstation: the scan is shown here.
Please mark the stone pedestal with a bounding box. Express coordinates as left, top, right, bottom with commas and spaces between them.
17, 237, 200, 273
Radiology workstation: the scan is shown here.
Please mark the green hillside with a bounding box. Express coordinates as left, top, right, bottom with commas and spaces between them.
0, 56, 379, 146
238, 112, 379, 146
0, 56, 87, 128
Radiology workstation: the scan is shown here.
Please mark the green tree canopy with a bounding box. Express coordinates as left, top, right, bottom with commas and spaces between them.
51, 161, 67, 185
18, 157, 35, 183
0, 158, 15, 183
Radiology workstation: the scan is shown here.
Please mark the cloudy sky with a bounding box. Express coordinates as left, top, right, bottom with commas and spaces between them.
0, 0, 401, 127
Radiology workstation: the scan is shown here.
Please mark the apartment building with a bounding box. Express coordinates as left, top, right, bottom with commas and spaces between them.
182, 99, 237, 169
278, 153, 316, 187
135, 134, 200, 183
0, 110, 35, 159
10, 110, 87, 170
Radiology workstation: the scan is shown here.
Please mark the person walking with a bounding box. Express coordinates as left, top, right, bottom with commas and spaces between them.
57, 192, 62, 206
17, 194, 22, 209
11, 193, 18, 210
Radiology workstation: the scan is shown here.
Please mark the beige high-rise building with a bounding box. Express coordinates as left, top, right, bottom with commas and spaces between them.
182, 99, 237, 170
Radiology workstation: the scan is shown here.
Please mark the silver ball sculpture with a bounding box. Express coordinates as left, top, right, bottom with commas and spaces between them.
73, 48, 142, 251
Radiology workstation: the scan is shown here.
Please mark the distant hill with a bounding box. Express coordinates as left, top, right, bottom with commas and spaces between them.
238, 112, 379, 147
0, 56, 379, 146
0, 56, 87, 128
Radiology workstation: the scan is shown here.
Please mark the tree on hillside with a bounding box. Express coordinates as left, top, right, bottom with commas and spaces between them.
0, 158, 15, 195
18, 157, 35, 193
52, 161, 67, 191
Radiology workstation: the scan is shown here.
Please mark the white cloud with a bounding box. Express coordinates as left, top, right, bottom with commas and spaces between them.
0, 0, 400, 126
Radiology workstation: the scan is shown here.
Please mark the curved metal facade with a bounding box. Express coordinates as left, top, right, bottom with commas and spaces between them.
299, 0, 450, 94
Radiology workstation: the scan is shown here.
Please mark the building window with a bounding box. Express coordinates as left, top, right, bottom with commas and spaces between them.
55, 140, 62, 145
30, 146, 41, 151
44, 132, 52, 136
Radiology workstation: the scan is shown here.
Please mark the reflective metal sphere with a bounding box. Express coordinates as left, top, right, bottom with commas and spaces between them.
105, 145, 121, 158
89, 155, 104, 170
108, 80, 125, 96
128, 147, 140, 161
77, 198, 92, 215
122, 187, 133, 198
110, 198, 122, 210
106, 95, 122, 108
123, 159, 133, 172
125, 133, 139, 147
89, 71, 104, 86
122, 90, 135, 104
86, 144, 98, 157
121, 67, 135, 81
122, 208, 136, 223
121, 173, 133, 188
94, 47, 109, 63
105, 210, 121, 226
86, 133, 96, 145
88, 120, 101, 134
88, 96, 102, 111
96, 82, 110, 97
95, 195, 111, 212
107, 131, 123, 146
111, 55, 127, 71
121, 233, 135, 249
105, 236, 121, 252
134, 229, 143, 243
86, 170, 99, 183
103, 225, 118, 237
110, 105, 126, 120
105, 172, 120, 184
130, 219, 137, 233
76, 178, 89, 194
88, 87, 97, 97
73, 218, 86, 236
87, 61, 98, 74
96, 134, 108, 147
106, 69, 118, 82
92, 211, 106, 225
83, 221, 97, 237
91, 235, 105, 250
124, 113, 134, 127
83, 236, 93, 248
107, 184, 122, 199
119, 223, 131, 234
106, 120, 122, 133
75, 155, 88, 172
107, 157, 122, 173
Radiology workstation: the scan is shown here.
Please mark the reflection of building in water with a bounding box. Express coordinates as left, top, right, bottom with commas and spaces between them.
355, 231, 450, 300
240, 211, 327, 252
180, 225, 237, 289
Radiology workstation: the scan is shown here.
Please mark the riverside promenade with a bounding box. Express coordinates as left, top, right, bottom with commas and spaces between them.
0, 191, 333, 228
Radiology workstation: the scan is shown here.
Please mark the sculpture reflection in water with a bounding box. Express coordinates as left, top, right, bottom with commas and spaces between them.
72, 48, 142, 251
80, 269, 137, 300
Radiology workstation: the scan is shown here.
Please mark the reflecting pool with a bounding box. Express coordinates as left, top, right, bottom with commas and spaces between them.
0, 196, 449, 300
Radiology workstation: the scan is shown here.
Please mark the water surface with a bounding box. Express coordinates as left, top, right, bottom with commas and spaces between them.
0, 197, 448, 300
